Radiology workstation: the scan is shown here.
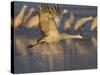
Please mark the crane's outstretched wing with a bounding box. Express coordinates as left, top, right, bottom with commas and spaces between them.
39, 4, 60, 36
27, 4, 83, 48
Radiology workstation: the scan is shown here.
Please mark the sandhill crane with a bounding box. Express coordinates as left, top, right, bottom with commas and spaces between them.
90, 17, 97, 47
26, 15, 39, 28
90, 17, 97, 31
27, 4, 83, 48
64, 13, 95, 37
14, 5, 27, 28
12, 5, 38, 28
64, 12, 74, 30
74, 16, 93, 30
23, 8, 35, 23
